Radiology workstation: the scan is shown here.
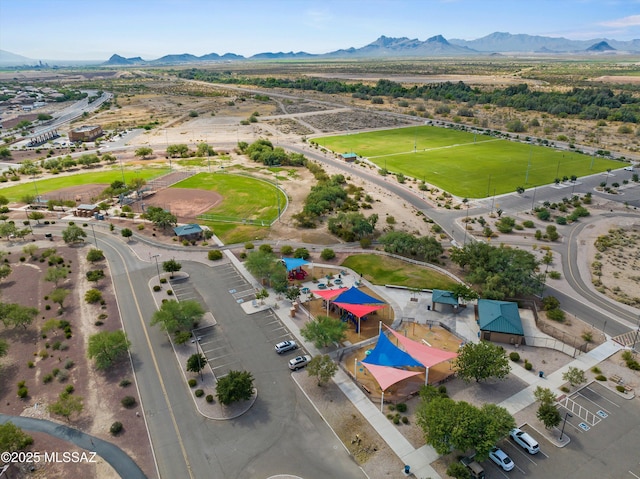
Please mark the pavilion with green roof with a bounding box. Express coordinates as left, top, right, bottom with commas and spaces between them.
478, 299, 524, 345
431, 289, 459, 313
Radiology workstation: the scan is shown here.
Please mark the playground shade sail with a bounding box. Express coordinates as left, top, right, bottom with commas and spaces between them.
360, 363, 422, 391
281, 257, 309, 272
385, 325, 458, 368
333, 286, 385, 305
334, 302, 386, 318
363, 332, 423, 368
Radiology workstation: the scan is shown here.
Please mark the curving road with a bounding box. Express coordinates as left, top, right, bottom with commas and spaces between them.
91, 229, 365, 479
0, 413, 146, 479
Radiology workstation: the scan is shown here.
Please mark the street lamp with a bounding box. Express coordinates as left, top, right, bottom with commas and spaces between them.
90, 223, 98, 247
150, 253, 161, 282
192, 331, 204, 381
559, 412, 573, 441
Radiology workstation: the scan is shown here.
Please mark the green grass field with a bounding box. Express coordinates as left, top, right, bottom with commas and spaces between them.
0, 168, 169, 202
341, 254, 458, 290
316, 126, 622, 198
174, 172, 287, 224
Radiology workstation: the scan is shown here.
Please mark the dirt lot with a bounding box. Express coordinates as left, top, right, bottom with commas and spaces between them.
0, 241, 154, 479
141, 187, 222, 221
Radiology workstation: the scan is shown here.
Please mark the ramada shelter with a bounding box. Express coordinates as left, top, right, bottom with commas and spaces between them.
477, 299, 525, 346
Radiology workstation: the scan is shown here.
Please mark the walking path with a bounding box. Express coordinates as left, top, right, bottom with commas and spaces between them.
0, 414, 147, 479
86, 227, 631, 478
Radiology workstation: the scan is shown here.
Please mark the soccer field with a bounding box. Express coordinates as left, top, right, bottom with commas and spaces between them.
315, 126, 621, 198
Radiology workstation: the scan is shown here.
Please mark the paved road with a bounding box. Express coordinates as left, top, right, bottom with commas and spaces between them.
95, 231, 364, 478
0, 413, 146, 479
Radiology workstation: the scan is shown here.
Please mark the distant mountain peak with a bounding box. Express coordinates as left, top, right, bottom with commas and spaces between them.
426, 35, 449, 45
587, 41, 615, 52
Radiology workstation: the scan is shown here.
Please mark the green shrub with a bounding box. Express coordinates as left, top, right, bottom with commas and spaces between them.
206, 394, 214, 403
160, 277, 167, 284
52, 368, 60, 377
208, 250, 223, 261
17, 387, 28, 398
546, 308, 566, 322
64, 360, 74, 369
510, 352, 520, 362
320, 248, 336, 261
65, 385, 75, 394
595, 374, 607, 381
591, 366, 601, 374
401, 416, 409, 424
524, 360, 533, 371
244, 242, 254, 250
560, 386, 570, 393
153, 285, 161, 292
396, 403, 407, 413
43, 373, 54, 384
85, 289, 103, 304
188, 378, 197, 388
52, 341, 62, 351
548, 271, 562, 279
121, 396, 137, 408
280, 245, 293, 255
195, 389, 205, 398
110, 421, 123, 435
392, 415, 400, 424
388, 404, 396, 411
446, 462, 471, 479
167, 289, 173, 296
616, 385, 626, 393
27, 361, 34, 368
119, 378, 131, 387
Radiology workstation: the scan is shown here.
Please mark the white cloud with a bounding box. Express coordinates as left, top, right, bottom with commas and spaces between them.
600, 15, 640, 28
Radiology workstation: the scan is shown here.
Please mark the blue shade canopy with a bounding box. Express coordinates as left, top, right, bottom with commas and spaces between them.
363, 332, 423, 368
281, 257, 309, 271
333, 286, 385, 305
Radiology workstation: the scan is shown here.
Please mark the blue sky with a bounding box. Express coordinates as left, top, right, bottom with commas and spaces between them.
1, 0, 639, 60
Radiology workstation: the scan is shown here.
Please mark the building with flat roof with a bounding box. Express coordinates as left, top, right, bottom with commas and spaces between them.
69, 125, 102, 142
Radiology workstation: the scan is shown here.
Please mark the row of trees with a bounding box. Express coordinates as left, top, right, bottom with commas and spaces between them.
237, 139, 306, 166
179, 71, 640, 123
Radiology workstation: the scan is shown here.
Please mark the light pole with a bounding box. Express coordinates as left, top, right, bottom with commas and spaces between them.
632, 315, 640, 355
150, 253, 161, 282
531, 187, 537, 212
90, 223, 98, 247
192, 331, 204, 381
559, 412, 573, 441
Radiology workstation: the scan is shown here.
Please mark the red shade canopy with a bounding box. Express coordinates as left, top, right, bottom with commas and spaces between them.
311, 288, 348, 300
334, 302, 386, 318
360, 362, 422, 391
385, 325, 458, 368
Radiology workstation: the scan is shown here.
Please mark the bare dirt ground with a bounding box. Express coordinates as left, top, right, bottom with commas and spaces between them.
142, 187, 222, 221
0, 242, 154, 479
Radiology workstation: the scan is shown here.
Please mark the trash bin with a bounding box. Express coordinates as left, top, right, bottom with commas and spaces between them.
404, 465, 411, 474
539, 371, 544, 378
290, 307, 296, 318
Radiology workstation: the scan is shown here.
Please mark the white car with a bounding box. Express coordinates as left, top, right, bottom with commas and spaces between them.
275, 340, 298, 354
288, 355, 311, 370
624, 166, 634, 171
510, 428, 540, 454
489, 447, 514, 471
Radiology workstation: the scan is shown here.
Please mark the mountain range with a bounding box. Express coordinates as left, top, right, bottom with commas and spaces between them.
1, 32, 639, 67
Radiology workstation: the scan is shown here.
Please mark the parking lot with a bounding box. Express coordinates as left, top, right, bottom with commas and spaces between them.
187, 263, 308, 379
485, 382, 640, 478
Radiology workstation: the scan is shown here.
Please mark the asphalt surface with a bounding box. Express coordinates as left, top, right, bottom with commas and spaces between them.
97, 231, 365, 479
0, 413, 146, 479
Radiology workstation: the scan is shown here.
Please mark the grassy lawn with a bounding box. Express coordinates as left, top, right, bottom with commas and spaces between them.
201, 221, 269, 245
0, 168, 169, 202
316, 126, 621, 197
174, 172, 287, 222
341, 254, 458, 290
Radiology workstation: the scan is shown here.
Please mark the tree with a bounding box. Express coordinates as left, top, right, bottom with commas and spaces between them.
28, 211, 45, 224
0, 264, 11, 282
284, 286, 300, 303
534, 386, 556, 405
320, 248, 336, 261
87, 330, 131, 370
162, 259, 182, 278
300, 315, 348, 348
416, 390, 514, 460
562, 367, 586, 388
48, 392, 84, 422
454, 341, 510, 383
45, 265, 68, 286
23, 243, 38, 258
216, 370, 254, 405
128, 177, 147, 197
255, 288, 269, 304
0, 147, 12, 159
134, 147, 153, 159
84, 289, 103, 304
86, 269, 105, 284
151, 299, 204, 334
166, 144, 190, 158
307, 355, 338, 386
86, 248, 104, 262
451, 283, 479, 303
245, 250, 277, 283
50, 288, 70, 311
186, 353, 207, 375
121, 228, 133, 241
196, 142, 215, 157
537, 402, 562, 429
0, 302, 38, 329
62, 224, 87, 244
0, 422, 33, 453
